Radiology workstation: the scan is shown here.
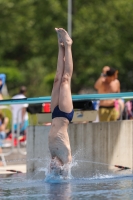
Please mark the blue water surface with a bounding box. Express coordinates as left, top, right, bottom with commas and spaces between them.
0, 172, 133, 200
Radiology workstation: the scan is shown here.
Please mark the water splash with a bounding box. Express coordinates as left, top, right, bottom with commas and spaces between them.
37, 156, 78, 183
44, 163, 71, 183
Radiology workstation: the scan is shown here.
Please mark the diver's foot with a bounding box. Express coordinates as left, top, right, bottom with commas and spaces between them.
58, 28, 73, 46
55, 28, 64, 47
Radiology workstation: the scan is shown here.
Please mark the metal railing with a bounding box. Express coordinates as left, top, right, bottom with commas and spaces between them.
0, 106, 14, 166
0, 106, 14, 156
0, 105, 31, 165
16, 107, 27, 155
0, 92, 133, 105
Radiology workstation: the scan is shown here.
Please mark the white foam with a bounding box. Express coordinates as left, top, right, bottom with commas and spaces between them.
43, 157, 78, 183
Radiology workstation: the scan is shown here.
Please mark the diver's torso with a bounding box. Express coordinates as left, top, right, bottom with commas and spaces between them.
48, 117, 71, 164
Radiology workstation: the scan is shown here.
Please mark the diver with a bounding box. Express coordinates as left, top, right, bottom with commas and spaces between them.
48, 28, 74, 176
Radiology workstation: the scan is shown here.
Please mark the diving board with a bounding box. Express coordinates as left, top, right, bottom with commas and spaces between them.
0, 92, 133, 105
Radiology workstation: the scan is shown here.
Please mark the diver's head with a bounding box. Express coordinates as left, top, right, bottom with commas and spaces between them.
50, 157, 63, 175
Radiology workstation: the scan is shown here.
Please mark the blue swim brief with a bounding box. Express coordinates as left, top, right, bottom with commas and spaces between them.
52, 106, 74, 122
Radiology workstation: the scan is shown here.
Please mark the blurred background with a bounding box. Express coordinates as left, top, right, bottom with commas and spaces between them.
0, 0, 133, 98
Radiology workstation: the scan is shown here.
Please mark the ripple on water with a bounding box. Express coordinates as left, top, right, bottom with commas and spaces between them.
0, 157, 133, 200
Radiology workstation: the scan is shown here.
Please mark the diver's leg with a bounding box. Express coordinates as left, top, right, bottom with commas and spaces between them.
58, 28, 73, 113
51, 28, 65, 112
49, 29, 73, 171
58, 29, 73, 164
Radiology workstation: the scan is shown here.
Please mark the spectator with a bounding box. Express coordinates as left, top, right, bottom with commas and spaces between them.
0, 74, 6, 100
11, 86, 29, 136
0, 111, 9, 153
93, 66, 110, 122
124, 100, 133, 119
94, 67, 123, 122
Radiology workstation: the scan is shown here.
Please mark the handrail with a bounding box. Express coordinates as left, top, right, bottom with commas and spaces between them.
0, 92, 133, 105
16, 107, 27, 155
0, 106, 14, 157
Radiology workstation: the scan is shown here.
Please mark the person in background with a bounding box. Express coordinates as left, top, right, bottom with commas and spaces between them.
0, 74, 6, 100
124, 100, 133, 120
0, 111, 9, 165
103, 67, 124, 118
94, 67, 124, 122
93, 66, 110, 122
11, 86, 29, 136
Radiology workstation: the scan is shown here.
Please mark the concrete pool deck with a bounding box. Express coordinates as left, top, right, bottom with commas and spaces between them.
0, 164, 26, 174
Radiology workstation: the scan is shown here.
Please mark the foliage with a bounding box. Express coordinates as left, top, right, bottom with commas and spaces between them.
73, 0, 133, 92
0, 0, 133, 97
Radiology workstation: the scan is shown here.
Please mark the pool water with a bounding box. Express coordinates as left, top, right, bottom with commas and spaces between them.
1, 171, 133, 200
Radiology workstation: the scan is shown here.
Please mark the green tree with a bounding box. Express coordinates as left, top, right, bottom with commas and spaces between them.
72, 0, 133, 92
0, 0, 69, 96
1, 0, 133, 97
